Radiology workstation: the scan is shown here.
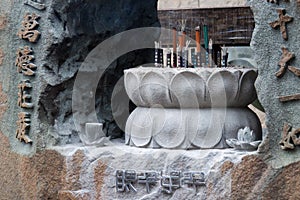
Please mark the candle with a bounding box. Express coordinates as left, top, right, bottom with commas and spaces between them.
195, 26, 201, 53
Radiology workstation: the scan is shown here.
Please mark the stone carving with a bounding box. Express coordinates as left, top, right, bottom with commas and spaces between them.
18, 80, 33, 109
279, 123, 300, 150
269, 9, 293, 40
17, 13, 40, 43
278, 93, 300, 102
24, 0, 46, 11
287, 66, 300, 77
276, 47, 294, 78
266, 0, 289, 4
79, 123, 110, 146
15, 46, 37, 76
16, 112, 32, 143
116, 170, 205, 194
138, 172, 160, 193
226, 127, 262, 150
124, 67, 262, 149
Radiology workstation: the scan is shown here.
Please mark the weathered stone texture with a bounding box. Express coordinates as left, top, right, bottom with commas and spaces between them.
263, 161, 300, 199
0, 15, 6, 30
0, 136, 65, 199
0, 49, 3, 65
248, 0, 300, 168
231, 155, 268, 199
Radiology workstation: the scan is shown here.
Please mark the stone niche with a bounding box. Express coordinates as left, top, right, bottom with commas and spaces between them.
0, 0, 160, 152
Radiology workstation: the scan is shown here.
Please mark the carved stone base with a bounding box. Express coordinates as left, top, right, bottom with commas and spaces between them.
125, 107, 262, 149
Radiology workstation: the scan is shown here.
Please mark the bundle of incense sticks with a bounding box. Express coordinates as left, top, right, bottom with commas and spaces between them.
166, 49, 171, 68
221, 45, 228, 67
154, 41, 163, 67
209, 39, 213, 67
183, 40, 191, 68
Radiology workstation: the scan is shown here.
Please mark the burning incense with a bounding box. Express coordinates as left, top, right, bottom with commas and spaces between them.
195, 26, 201, 67
221, 45, 228, 67
209, 39, 213, 67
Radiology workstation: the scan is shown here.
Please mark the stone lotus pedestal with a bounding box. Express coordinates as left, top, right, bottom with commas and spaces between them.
124, 67, 262, 149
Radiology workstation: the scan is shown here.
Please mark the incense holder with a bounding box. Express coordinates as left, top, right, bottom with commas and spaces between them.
124, 67, 262, 149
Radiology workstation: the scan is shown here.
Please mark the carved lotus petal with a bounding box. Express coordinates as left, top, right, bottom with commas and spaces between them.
188, 109, 223, 148
170, 71, 206, 108
139, 71, 172, 107
237, 127, 255, 142
124, 67, 258, 108
207, 70, 239, 107
153, 110, 185, 148
124, 71, 144, 106
237, 69, 258, 106
129, 109, 152, 147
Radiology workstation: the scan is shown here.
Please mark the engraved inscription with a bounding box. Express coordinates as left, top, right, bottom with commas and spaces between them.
278, 93, 300, 102
24, 0, 46, 11
18, 80, 33, 109
279, 123, 300, 150
116, 170, 205, 194
17, 13, 40, 43
16, 112, 32, 144
269, 9, 293, 40
15, 46, 37, 76
276, 47, 294, 78
266, 0, 289, 4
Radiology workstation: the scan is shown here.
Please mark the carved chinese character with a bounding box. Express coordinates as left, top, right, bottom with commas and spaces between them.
276, 47, 294, 78
161, 171, 181, 194
287, 66, 300, 77
116, 170, 137, 192
279, 93, 300, 102
266, 0, 289, 4
18, 80, 33, 109
269, 9, 293, 40
15, 46, 37, 76
17, 13, 40, 43
24, 0, 46, 11
137, 171, 159, 193
16, 112, 32, 144
279, 123, 300, 150
181, 172, 205, 187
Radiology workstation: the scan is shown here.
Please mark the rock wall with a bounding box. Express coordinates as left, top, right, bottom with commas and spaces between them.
248, 0, 300, 168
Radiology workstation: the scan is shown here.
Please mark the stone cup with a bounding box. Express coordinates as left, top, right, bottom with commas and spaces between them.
81, 123, 106, 146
